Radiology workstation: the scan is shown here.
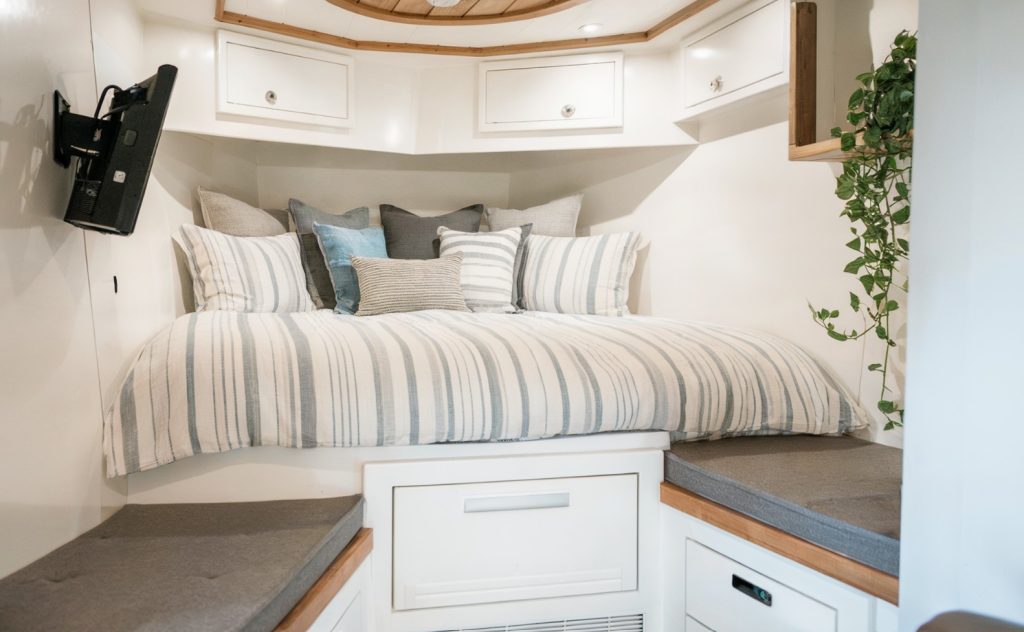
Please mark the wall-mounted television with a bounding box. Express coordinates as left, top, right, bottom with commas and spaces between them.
54, 64, 177, 236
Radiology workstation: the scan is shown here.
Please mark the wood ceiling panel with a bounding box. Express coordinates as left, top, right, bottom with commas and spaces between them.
392, 0, 433, 16
328, 0, 586, 24
429, 0, 481, 18
464, 0, 516, 16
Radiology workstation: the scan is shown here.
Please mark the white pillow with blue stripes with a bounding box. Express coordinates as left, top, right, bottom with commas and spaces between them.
178, 223, 314, 313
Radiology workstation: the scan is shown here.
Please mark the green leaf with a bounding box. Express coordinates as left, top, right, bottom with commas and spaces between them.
840, 132, 856, 153
830, 126, 842, 138
845, 237, 862, 251
849, 292, 861, 311
848, 88, 865, 109
892, 206, 910, 224
876, 325, 888, 340
895, 182, 909, 197
878, 400, 897, 414
830, 310, 840, 318
885, 300, 900, 313
844, 257, 865, 274
860, 275, 875, 293
868, 363, 882, 372
827, 330, 849, 342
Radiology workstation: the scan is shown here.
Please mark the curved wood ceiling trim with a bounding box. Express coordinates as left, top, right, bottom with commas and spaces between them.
215, 0, 722, 57
326, 0, 590, 26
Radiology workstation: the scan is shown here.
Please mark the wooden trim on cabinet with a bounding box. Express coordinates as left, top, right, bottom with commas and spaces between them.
788, 2, 817, 147
661, 483, 899, 605
274, 528, 374, 632
215, 0, 723, 57
324, 0, 588, 26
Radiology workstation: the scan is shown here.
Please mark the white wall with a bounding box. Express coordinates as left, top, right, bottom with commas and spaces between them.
898, 0, 1024, 628
0, 0, 110, 578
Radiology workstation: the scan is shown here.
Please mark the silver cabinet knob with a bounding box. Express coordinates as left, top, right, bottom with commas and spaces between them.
265, 90, 277, 104
561, 104, 576, 118
709, 76, 723, 92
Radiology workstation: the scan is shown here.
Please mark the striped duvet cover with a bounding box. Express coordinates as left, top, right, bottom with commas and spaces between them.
105, 310, 867, 476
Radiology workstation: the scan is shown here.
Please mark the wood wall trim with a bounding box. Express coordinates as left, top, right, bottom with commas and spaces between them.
274, 528, 374, 632
661, 483, 900, 605
788, 2, 817, 147
215, 1, 722, 57
325, 0, 589, 26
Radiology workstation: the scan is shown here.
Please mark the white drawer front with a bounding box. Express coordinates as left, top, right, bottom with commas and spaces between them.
393, 474, 638, 610
217, 31, 353, 127
479, 52, 623, 131
685, 540, 837, 632
684, 0, 785, 107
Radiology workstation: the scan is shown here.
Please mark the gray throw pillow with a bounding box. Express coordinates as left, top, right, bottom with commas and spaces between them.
486, 194, 583, 237
197, 187, 289, 237
380, 204, 483, 259
511, 223, 533, 309
351, 254, 470, 316
288, 199, 370, 310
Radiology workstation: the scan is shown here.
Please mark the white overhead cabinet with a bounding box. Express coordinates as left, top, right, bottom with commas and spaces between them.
478, 52, 624, 132
217, 31, 354, 128
679, 0, 788, 120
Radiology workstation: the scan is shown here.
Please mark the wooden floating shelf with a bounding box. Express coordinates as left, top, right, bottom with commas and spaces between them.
789, 136, 848, 161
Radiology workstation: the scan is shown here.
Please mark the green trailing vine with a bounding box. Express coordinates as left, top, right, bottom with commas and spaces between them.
810, 31, 915, 429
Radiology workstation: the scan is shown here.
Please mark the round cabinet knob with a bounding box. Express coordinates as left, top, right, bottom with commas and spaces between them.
709, 76, 723, 93
265, 90, 278, 105
561, 104, 576, 118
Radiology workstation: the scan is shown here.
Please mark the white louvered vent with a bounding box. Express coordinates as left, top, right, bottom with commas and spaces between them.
434, 614, 643, 632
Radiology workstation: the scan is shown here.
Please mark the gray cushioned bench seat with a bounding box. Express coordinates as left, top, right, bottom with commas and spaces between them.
0, 495, 364, 632
665, 435, 901, 575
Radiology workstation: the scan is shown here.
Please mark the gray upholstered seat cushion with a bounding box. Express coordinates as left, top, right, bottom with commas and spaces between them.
380, 204, 483, 259
0, 496, 364, 632
288, 199, 371, 310
665, 436, 901, 575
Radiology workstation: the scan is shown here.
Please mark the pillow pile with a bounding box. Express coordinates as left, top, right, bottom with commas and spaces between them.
183, 189, 644, 318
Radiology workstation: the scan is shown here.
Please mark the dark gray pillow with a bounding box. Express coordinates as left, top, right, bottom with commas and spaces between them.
380, 204, 483, 259
512, 223, 533, 309
288, 199, 370, 310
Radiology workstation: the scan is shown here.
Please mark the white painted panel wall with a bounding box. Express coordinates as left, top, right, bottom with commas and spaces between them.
899, 0, 1024, 629
0, 0, 109, 578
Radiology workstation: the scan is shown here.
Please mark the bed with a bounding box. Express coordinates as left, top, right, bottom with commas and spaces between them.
105, 310, 867, 477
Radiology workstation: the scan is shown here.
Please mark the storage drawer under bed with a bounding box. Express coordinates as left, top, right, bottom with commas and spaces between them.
685, 539, 837, 632
392, 474, 638, 611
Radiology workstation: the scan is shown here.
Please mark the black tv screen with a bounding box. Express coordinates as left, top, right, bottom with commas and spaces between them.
60, 64, 177, 236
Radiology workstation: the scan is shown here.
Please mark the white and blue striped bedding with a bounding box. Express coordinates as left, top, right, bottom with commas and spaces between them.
104, 311, 867, 476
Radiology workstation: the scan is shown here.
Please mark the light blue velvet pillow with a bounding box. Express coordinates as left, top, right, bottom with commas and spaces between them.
312, 222, 388, 315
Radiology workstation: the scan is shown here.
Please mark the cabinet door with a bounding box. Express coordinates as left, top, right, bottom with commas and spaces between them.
685, 540, 838, 632
480, 53, 623, 131
684, 0, 786, 107
393, 473, 638, 610
217, 31, 353, 128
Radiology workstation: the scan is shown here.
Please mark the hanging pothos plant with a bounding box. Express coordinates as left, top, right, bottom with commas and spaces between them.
810, 31, 916, 429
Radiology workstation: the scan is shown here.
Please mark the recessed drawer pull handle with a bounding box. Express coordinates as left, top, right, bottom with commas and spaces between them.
464, 491, 570, 513
265, 90, 277, 104
709, 75, 723, 92
732, 574, 772, 607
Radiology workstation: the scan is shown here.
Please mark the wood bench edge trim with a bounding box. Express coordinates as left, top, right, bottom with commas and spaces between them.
660, 482, 899, 605
274, 528, 374, 632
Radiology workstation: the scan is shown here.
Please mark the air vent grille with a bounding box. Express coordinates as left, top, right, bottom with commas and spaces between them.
434, 614, 643, 632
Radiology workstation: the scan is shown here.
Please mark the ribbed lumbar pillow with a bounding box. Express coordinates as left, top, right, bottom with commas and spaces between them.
351, 254, 470, 316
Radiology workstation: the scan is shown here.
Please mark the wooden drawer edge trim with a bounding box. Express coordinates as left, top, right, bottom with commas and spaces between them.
275, 528, 374, 632
661, 482, 899, 604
